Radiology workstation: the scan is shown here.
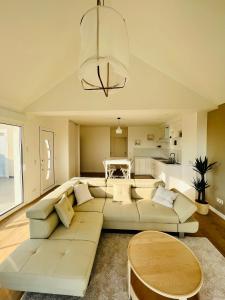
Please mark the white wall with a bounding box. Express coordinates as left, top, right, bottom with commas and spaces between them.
80, 126, 110, 173
168, 112, 208, 200
167, 118, 182, 163
128, 125, 168, 158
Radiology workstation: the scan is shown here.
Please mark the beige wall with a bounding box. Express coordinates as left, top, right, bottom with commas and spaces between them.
68, 121, 80, 178
80, 126, 110, 173
207, 103, 225, 215
0, 107, 75, 220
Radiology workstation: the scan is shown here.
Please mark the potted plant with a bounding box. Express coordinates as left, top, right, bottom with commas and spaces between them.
192, 156, 216, 215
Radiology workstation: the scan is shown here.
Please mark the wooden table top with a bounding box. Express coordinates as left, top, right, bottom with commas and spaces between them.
128, 231, 203, 299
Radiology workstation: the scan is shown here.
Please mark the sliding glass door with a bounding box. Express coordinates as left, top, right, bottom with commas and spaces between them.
0, 123, 23, 215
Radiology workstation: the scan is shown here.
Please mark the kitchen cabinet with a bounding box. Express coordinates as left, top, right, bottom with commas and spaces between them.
134, 157, 152, 175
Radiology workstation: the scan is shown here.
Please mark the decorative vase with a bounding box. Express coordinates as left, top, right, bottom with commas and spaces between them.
195, 201, 209, 215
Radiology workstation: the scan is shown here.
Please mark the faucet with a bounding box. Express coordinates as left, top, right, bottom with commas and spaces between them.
169, 153, 176, 164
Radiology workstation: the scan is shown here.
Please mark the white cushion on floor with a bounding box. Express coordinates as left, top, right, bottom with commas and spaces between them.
0, 239, 97, 296
50, 212, 103, 243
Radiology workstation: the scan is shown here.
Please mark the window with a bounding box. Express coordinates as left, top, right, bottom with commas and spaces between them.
0, 123, 23, 215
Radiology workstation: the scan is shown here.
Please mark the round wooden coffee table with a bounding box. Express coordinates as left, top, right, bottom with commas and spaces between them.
127, 231, 203, 300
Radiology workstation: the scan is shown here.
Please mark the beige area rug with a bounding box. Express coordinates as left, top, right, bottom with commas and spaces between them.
22, 233, 225, 300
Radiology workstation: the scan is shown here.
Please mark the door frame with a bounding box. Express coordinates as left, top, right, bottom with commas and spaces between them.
0, 122, 24, 215
39, 128, 55, 194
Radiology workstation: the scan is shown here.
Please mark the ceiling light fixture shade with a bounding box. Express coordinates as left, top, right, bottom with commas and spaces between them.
79, 0, 129, 97
116, 117, 123, 134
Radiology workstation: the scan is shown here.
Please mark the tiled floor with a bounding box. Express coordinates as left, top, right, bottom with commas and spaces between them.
0, 178, 16, 214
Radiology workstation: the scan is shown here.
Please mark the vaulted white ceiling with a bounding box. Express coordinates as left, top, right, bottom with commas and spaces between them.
0, 0, 224, 123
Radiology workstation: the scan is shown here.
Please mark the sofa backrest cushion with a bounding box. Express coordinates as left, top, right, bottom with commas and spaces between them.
55, 194, 74, 228
29, 212, 59, 238
107, 179, 135, 187
173, 189, 197, 223
89, 187, 106, 198
134, 179, 165, 188
131, 187, 155, 200
113, 184, 132, 203
26, 180, 79, 220
73, 177, 106, 187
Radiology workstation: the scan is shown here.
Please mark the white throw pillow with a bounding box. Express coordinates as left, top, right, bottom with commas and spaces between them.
152, 186, 177, 208
74, 183, 93, 205
113, 184, 132, 204
54, 194, 74, 228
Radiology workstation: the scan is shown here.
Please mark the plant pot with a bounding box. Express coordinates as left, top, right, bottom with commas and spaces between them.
195, 201, 209, 215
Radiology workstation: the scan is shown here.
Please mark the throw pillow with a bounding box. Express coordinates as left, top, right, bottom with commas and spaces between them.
152, 186, 177, 208
54, 194, 74, 228
113, 184, 132, 204
74, 183, 93, 205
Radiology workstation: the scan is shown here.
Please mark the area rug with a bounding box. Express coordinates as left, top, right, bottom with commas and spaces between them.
22, 233, 225, 300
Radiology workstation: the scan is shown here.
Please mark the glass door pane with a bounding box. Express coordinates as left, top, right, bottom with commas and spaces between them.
0, 123, 23, 215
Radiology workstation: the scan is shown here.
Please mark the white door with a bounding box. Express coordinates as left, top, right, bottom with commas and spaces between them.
40, 130, 55, 193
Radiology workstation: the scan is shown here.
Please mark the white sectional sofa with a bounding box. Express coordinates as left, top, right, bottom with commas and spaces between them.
0, 177, 198, 297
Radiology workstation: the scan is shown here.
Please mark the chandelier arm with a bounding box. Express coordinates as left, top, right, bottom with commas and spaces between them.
97, 65, 108, 97
81, 78, 127, 90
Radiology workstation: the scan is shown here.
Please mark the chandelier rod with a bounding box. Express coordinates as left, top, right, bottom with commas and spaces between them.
97, 0, 104, 6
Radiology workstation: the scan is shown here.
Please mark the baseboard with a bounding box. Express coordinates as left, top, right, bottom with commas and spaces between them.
209, 205, 225, 221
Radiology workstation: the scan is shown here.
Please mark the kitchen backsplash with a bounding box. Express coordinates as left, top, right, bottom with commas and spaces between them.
133, 147, 169, 158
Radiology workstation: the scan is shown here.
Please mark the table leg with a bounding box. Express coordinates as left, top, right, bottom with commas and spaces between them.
128, 261, 131, 299
128, 163, 131, 179
105, 163, 108, 179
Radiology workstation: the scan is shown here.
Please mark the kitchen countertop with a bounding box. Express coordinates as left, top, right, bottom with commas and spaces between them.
135, 156, 181, 166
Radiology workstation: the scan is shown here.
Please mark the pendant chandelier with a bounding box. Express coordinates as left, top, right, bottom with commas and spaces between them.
79, 0, 129, 97
116, 117, 122, 134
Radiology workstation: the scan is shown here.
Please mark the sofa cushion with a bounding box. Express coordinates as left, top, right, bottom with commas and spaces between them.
74, 183, 94, 205
74, 177, 106, 187
54, 194, 74, 228
113, 184, 132, 203
29, 212, 59, 239
26, 197, 60, 220
50, 212, 103, 243
137, 199, 179, 224
131, 187, 155, 200
74, 198, 106, 213
26, 180, 79, 220
0, 239, 97, 297
134, 179, 165, 188
103, 198, 139, 222
89, 186, 106, 198
67, 193, 75, 207
107, 178, 135, 187
152, 186, 177, 208
173, 191, 197, 223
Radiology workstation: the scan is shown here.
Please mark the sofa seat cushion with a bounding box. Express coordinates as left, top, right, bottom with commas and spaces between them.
103, 198, 139, 222
0, 239, 97, 297
137, 199, 179, 224
74, 198, 106, 213
50, 212, 103, 243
